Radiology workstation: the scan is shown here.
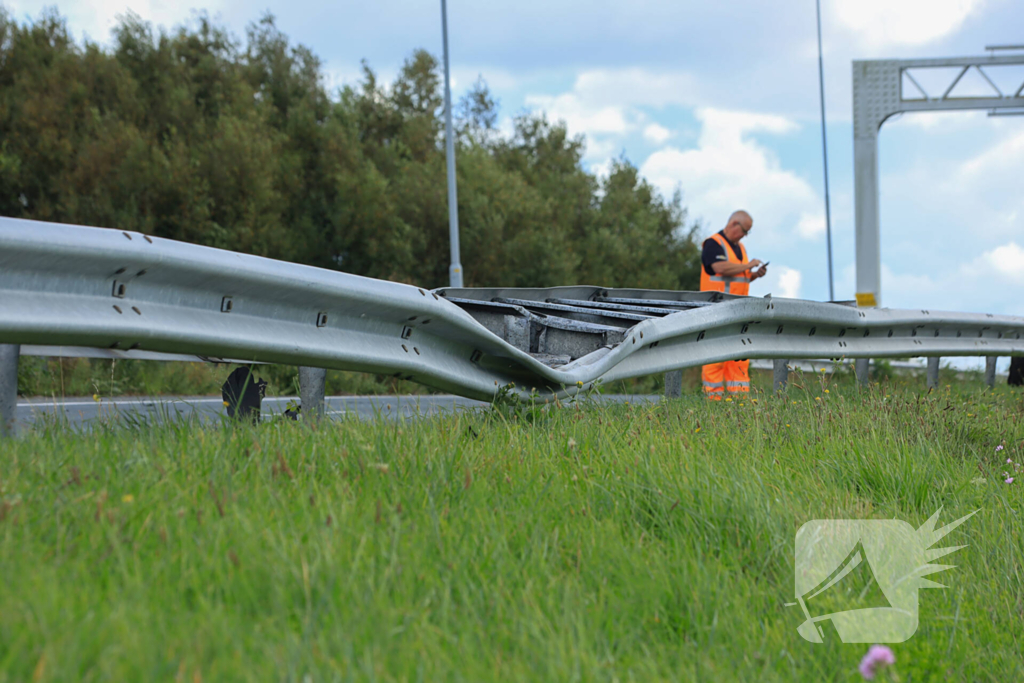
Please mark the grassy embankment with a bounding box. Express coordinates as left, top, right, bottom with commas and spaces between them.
1, 373, 1022, 681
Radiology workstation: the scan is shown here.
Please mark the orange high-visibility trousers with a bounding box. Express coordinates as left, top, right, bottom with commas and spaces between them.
702, 359, 750, 400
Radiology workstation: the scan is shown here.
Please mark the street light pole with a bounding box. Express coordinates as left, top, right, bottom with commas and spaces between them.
440, 0, 463, 288
815, 0, 835, 301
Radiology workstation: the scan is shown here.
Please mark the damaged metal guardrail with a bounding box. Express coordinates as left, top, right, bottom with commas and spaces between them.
2, 216, 1024, 432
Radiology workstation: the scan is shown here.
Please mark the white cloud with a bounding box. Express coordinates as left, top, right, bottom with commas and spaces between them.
775, 267, 803, 299
640, 108, 820, 244
831, 0, 984, 47
643, 123, 673, 145
522, 68, 701, 164
524, 92, 634, 138
589, 158, 614, 183
966, 242, 1024, 284
796, 212, 826, 239
9, 0, 219, 44
568, 69, 699, 109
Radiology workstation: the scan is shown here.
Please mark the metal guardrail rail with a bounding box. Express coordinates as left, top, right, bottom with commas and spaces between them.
2, 216, 1024, 430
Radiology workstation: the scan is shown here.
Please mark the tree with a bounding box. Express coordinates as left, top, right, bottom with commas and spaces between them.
0, 6, 702, 292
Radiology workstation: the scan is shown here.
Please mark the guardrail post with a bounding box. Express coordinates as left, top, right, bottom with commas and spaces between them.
855, 358, 870, 387
773, 359, 789, 392
0, 344, 19, 437
985, 357, 997, 389
926, 357, 940, 390
299, 367, 327, 420
664, 370, 682, 399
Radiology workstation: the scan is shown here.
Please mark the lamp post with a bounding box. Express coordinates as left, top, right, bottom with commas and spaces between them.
815, 0, 835, 301
441, 0, 463, 288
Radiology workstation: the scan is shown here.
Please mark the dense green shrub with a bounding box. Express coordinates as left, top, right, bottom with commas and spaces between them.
0, 7, 702, 291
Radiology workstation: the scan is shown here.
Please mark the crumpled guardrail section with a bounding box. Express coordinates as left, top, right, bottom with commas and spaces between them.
3, 216, 1024, 401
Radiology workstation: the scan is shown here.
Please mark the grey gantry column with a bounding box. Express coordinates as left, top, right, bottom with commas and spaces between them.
664, 370, 682, 399
926, 357, 940, 390
853, 53, 1024, 309
985, 357, 997, 389
855, 358, 870, 387
299, 367, 327, 420
773, 359, 789, 392
852, 53, 1024, 379
0, 344, 19, 437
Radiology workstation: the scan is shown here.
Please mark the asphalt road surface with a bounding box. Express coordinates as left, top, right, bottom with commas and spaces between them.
14, 393, 662, 430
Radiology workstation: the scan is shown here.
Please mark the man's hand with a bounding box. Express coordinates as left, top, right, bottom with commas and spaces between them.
743, 259, 765, 281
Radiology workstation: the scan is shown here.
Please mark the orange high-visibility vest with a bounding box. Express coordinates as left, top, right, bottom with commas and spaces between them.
700, 232, 750, 296
700, 232, 751, 399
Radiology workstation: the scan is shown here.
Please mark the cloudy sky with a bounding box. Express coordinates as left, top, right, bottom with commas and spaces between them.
6, 0, 1024, 320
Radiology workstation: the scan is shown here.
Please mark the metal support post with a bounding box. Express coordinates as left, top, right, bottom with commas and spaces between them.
855, 358, 870, 387
664, 370, 682, 398
0, 344, 19, 437
926, 357, 940, 390
815, 0, 835, 301
299, 367, 327, 420
985, 357, 997, 389
440, 0, 463, 288
773, 359, 789, 392
854, 135, 882, 307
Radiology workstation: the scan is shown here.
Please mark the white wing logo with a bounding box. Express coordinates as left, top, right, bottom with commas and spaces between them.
792, 508, 977, 643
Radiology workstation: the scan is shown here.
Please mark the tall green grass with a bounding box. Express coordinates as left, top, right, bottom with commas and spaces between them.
1, 378, 1021, 681
16, 357, 434, 399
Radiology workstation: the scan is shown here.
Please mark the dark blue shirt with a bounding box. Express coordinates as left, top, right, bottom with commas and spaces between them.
701, 231, 744, 276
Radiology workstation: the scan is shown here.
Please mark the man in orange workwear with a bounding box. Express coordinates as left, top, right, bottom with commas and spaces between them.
700, 210, 768, 400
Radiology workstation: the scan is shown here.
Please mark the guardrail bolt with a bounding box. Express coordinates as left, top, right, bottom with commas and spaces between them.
299, 367, 327, 420
664, 370, 682, 398
773, 359, 789, 392
0, 345, 20, 437
926, 357, 940, 390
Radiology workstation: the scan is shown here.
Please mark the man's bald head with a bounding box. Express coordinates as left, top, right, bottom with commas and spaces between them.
724, 210, 753, 241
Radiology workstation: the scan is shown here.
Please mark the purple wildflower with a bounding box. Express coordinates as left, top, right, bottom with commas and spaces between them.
1007, 477, 1015, 485
996, 445, 1004, 452
859, 645, 895, 680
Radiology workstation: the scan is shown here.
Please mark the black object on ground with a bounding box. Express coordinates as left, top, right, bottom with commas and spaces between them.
1009, 357, 1024, 387
221, 365, 267, 423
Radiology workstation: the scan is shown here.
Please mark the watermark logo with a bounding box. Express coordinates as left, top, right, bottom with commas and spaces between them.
791, 508, 976, 643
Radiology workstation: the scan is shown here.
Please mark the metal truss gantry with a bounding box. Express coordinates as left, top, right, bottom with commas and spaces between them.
853, 49, 1024, 308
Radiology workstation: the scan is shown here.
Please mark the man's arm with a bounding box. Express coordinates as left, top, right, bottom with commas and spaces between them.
711, 259, 762, 277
